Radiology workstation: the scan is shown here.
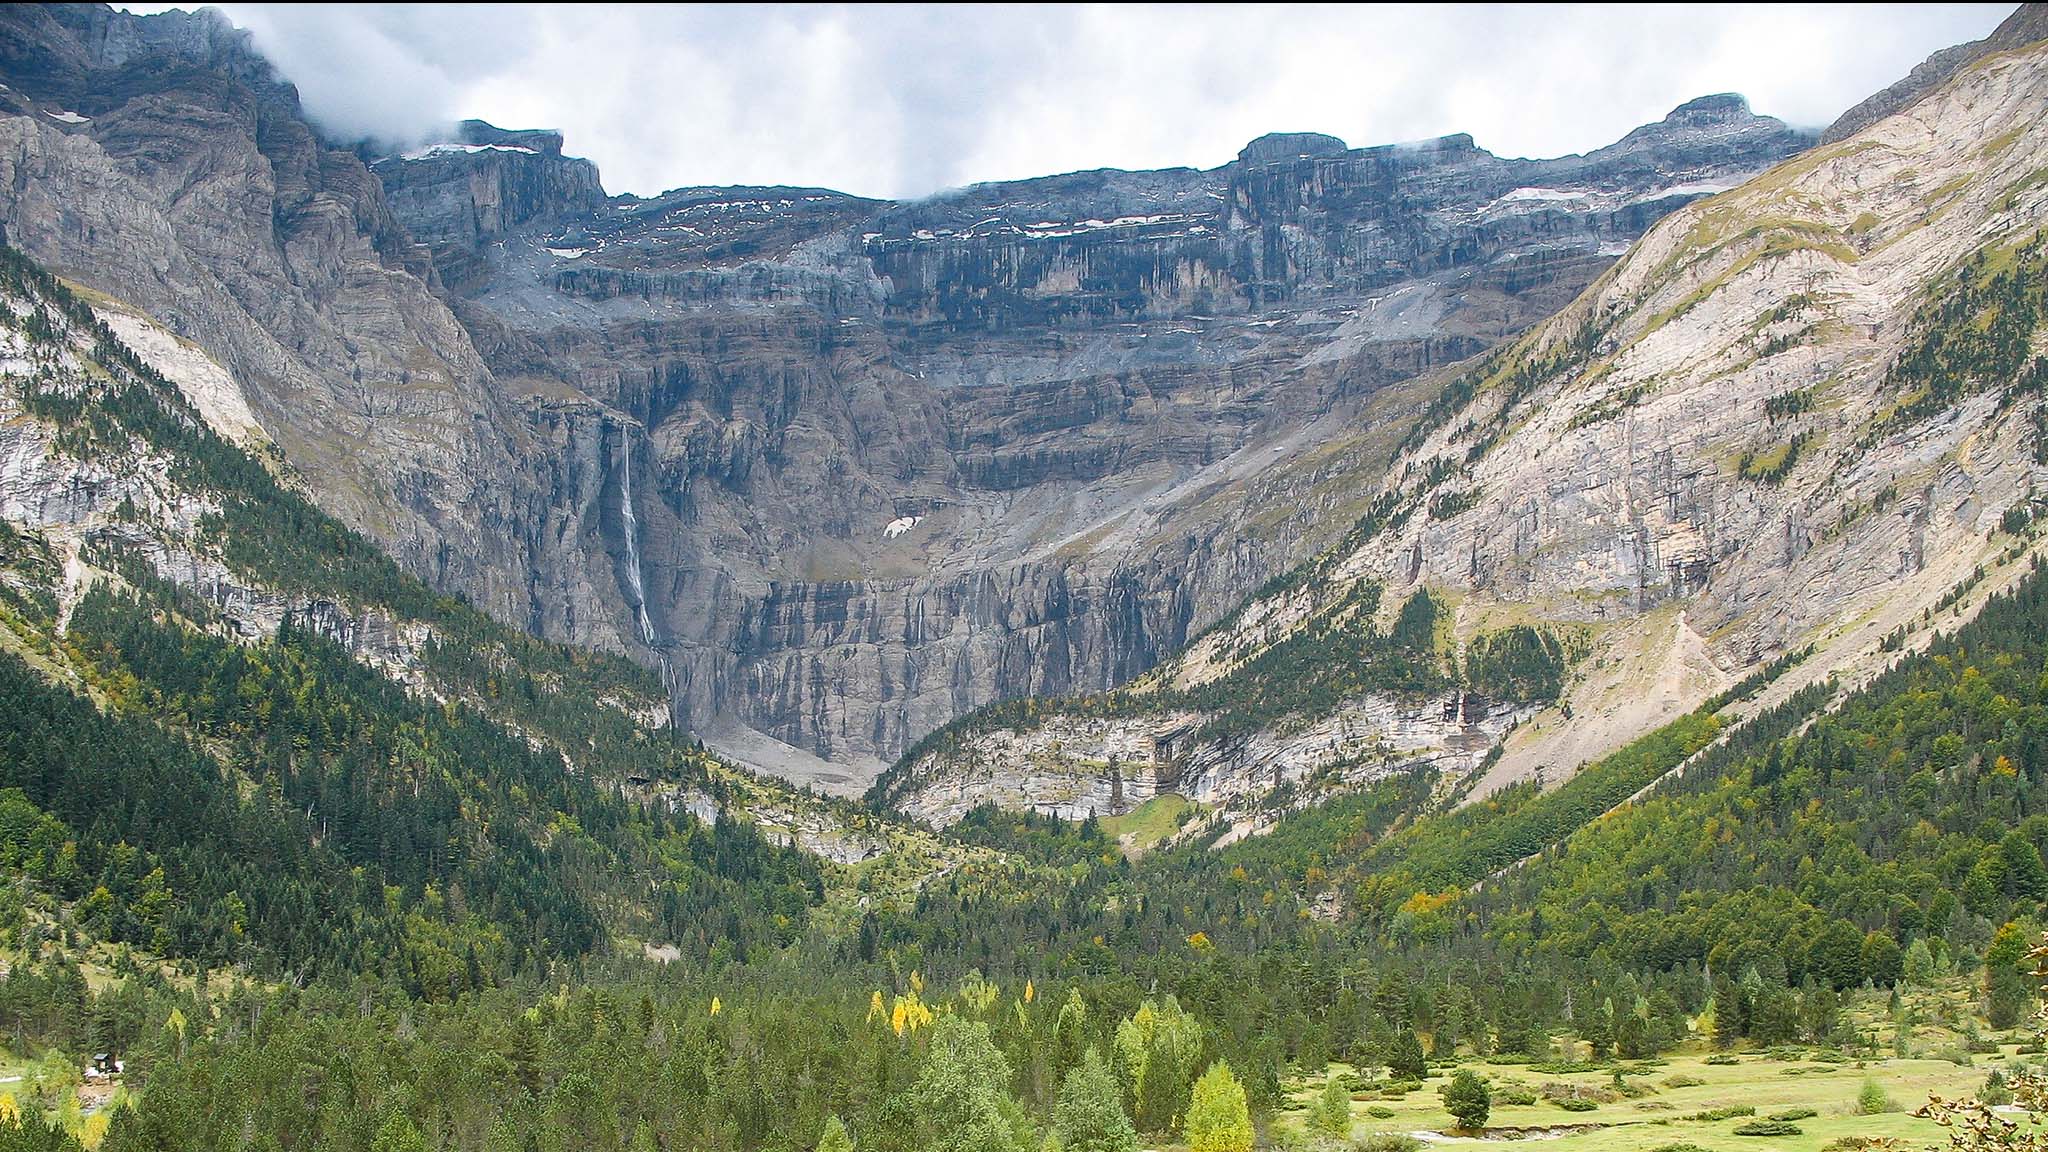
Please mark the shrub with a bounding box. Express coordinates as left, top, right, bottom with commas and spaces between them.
1855, 1080, 1899, 1116
1557, 1098, 1598, 1112
1704, 1055, 1740, 1066
1494, 1086, 1538, 1106
1542, 1083, 1618, 1105
1732, 1120, 1804, 1136
1353, 1136, 1422, 1152
1648, 1144, 1716, 1152
1768, 1108, 1817, 1121
1983, 1068, 2014, 1107
1685, 1106, 1755, 1122
1663, 1075, 1706, 1088
1365, 1106, 1396, 1120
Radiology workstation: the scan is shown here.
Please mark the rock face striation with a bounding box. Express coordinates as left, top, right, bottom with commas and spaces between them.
0, 2, 1817, 790
888, 11, 2048, 833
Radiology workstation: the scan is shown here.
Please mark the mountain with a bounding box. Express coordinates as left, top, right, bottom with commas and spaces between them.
0, 3, 1814, 790
881, 7, 2048, 836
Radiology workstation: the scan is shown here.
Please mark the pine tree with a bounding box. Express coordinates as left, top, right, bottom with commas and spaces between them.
1384, 1030, 1427, 1080
1444, 1069, 1491, 1130
1309, 1075, 1351, 1139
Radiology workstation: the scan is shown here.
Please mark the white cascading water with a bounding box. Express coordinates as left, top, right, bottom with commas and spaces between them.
618, 431, 656, 645
616, 426, 677, 715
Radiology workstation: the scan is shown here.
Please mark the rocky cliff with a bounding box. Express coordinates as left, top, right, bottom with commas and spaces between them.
884, 18, 2048, 833
366, 80, 1810, 787
0, 3, 1817, 790
0, 3, 548, 627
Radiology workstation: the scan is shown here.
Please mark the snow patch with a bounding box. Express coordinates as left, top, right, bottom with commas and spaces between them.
1498, 187, 1588, 203
883, 515, 922, 540
397, 142, 536, 161
1635, 181, 1737, 203
44, 109, 89, 125
544, 247, 589, 260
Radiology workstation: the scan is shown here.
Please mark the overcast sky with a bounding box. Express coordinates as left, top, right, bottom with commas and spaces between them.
123, 3, 2014, 201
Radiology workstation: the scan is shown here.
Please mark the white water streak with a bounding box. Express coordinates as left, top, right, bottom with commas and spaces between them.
619, 431, 658, 646
617, 427, 678, 717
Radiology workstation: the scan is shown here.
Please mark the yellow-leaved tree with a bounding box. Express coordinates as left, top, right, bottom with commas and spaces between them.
1185, 1061, 1252, 1152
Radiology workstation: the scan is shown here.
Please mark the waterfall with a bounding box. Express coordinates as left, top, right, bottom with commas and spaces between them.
618, 432, 657, 645
616, 425, 677, 717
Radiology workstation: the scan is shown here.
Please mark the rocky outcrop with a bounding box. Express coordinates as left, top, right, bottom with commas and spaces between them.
891, 692, 1528, 836
373, 120, 606, 282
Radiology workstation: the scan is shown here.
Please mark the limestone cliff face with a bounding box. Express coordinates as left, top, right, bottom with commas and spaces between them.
888, 27, 2048, 830
369, 85, 1808, 787
0, 4, 1818, 789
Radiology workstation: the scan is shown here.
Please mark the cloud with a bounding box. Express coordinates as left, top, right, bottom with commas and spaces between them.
122, 2, 2015, 200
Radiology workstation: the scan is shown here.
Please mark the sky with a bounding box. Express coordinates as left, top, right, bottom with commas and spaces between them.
120, 3, 2015, 201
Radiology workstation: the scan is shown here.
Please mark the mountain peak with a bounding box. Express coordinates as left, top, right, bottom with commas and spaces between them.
1235, 131, 1349, 165
458, 119, 567, 157
1665, 92, 1753, 121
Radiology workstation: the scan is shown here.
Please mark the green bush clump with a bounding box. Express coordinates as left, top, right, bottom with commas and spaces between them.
1686, 1106, 1755, 1122
1557, 1098, 1599, 1112
1768, 1108, 1817, 1121
1732, 1120, 1803, 1136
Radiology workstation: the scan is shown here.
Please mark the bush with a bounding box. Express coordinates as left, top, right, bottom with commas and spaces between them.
1353, 1136, 1422, 1152
1494, 1086, 1538, 1106
1663, 1075, 1706, 1088
1854, 1080, 1899, 1116
1648, 1145, 1716, 1152
1983, 1069, 2014, 1107
1365, 1106, 1396, 1120
1732, 1120, 1804, 1136
1768, 1108, 1817, 1121
1557, 1098, 1598, 1112
1685, 1106, 1755, 1122
1704, 1055, 1740, 1066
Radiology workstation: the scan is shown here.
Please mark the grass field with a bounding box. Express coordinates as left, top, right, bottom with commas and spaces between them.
1273, 1047, 2004, 1152
1101, 793, 1196, 856
1258, 972, 2038, 1152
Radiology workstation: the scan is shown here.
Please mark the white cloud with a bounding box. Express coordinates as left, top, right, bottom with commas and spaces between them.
120, 3, 2015, 200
